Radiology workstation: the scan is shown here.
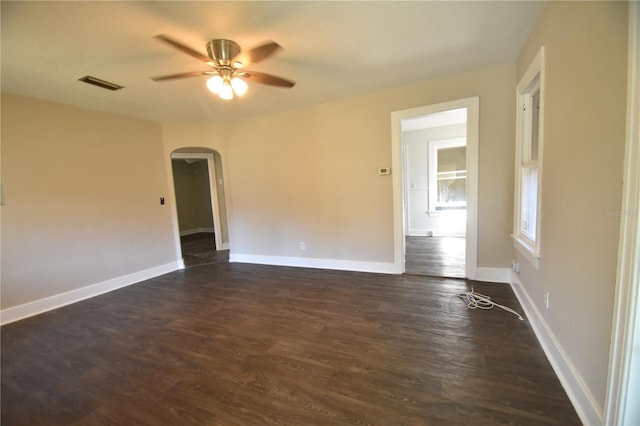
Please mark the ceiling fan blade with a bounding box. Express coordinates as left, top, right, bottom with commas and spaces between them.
233, 41, 282, 67
240, 71, 295, 88
151, 71, 212, 81
154, 34, 211, 63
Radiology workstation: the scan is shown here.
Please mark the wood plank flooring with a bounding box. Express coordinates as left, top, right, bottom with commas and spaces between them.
1, 263, 580, 425
180, 232, 229, 267
405, 236, 465, 278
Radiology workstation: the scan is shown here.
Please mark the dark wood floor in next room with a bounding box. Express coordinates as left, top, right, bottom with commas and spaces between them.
405, 236, 466, 278
1, 263, 580, 425
180, 232, 229, 267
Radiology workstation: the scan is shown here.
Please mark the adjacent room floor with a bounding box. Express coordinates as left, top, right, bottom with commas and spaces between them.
180, 232, 229, 267
405, 236, 465, 278
1, 263, 579, 425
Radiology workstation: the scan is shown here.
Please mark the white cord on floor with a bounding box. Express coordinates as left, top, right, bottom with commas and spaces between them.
457, 287, 525, 321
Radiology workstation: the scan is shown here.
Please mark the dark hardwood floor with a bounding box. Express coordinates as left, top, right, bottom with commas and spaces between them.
1, 263, 579, 425
180, 232, 229, 267
405, 236, 465, 278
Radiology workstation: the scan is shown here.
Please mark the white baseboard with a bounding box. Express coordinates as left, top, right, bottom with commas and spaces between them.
0, 261, 183, 325
472, 267, 511, 283
510, 272, 603, 426
407, 230, 434, 237
407, 231, 467, 237
179, 227, 214, 237
229, 253, 398, 274
229, 254, 507, 280
433, 231, 466, 237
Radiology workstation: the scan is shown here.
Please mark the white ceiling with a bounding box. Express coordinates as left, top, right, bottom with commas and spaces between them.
1, 1, 544, 124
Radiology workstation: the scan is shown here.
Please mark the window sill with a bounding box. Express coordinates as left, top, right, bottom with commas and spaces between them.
512, 234, 540, 270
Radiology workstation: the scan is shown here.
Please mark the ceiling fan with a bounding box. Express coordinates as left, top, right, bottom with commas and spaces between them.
150, 35, 295, 100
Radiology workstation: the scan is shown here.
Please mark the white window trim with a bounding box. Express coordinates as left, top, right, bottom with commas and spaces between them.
512, 46, 545, 269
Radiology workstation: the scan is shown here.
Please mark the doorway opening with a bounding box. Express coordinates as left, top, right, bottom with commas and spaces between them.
391, 97, 479, 279
170, 150, 229, 267
402, 109, 467, 277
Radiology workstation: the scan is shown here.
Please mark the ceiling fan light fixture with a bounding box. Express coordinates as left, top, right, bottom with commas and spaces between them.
219, 81, 234, 100
231, 77, 248, 96
206, 75, 223, 94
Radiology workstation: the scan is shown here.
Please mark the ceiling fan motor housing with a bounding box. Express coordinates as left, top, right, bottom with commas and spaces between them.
206, 39, 241, 65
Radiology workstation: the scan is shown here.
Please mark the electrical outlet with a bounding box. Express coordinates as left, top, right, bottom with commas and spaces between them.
544, 291, 550, 309
512, 260, 520, 274
299, 242, 306, 250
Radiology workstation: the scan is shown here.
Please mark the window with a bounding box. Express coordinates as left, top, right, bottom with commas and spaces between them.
513, 46, 545, 268
428, 138, 467, 212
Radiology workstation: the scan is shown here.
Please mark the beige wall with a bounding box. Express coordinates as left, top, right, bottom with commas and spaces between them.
1, 93, 176, 309
515, 1, 628, 413
162, 63, 515, 266
171, 159, 214, 233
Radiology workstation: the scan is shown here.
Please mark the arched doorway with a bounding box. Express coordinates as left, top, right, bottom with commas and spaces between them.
170, 148, 229, 267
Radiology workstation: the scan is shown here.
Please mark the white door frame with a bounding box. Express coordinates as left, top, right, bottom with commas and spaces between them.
170, 152, 223, 251
605, 2, 640, 424
391, 97, 479, 278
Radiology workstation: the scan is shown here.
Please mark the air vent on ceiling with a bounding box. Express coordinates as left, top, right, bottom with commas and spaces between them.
78, 75, 124, 91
